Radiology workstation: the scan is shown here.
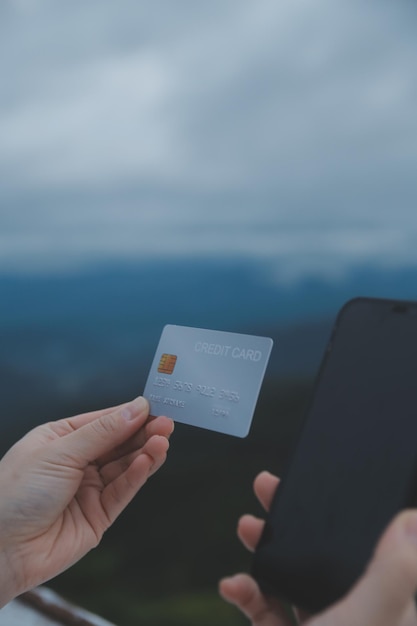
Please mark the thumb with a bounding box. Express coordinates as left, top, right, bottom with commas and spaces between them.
55, 396, 150, 466
318, 511, 417, 626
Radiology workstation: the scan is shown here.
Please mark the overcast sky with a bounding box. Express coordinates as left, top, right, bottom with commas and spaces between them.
1, 0, 416, 279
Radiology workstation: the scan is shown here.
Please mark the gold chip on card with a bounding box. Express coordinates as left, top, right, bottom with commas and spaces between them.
157, 353, 178, 374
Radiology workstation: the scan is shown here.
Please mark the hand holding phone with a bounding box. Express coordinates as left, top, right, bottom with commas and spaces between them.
252, 297, 417, 613
220, 471, 417, 626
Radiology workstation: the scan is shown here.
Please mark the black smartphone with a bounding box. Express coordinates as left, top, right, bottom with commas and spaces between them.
252, 297, 417, 614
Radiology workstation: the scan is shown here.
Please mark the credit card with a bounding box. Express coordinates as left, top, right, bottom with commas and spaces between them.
143, 325, 273, 437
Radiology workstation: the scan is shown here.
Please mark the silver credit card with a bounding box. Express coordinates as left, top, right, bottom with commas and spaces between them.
143, 325, 273, 437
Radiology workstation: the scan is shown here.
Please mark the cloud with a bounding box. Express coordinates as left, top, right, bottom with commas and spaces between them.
0, 0, 417, 277
1, 0, 416, 188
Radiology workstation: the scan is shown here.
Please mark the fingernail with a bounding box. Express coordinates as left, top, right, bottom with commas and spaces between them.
122, 396, 148, 421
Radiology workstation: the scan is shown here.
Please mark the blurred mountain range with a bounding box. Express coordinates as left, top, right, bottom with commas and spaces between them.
2, 260, 417, 449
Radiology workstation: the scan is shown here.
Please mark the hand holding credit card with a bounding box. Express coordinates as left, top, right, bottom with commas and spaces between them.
143, 325, 273, 437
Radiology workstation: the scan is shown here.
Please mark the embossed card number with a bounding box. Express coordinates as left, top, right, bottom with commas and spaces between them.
143, 325, 273, 437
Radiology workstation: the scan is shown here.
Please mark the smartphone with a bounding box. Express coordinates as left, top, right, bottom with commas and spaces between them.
252, 297, 417, 614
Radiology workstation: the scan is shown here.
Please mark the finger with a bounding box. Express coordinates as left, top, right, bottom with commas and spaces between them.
23, 402, 143, 450
99, 450, 142, 486
54, 396, 150, 466
64, 403, 126, 429
253, 471, 280, 512
237, 514, 265, 552
316, 510, 417, 626
294, 607, 311, 623
100, 435, 170, 525
219, 573, 292, 626
98, 426, 173, 485
96, 416, 174, 467
141, 434, 171, 476
142, 415, 174, 441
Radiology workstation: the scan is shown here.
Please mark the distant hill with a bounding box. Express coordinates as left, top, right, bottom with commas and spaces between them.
2, 260, 417, 334
2, 260, 417, 449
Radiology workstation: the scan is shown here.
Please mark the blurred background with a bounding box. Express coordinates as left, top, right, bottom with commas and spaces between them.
1, 0, 417, 624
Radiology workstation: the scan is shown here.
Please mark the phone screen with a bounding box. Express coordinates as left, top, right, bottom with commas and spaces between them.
253, 297, 417, 613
